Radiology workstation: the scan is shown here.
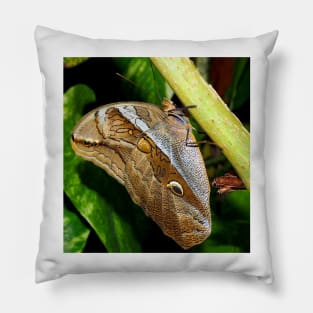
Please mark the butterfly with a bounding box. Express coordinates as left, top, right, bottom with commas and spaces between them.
71, 99, 211, 249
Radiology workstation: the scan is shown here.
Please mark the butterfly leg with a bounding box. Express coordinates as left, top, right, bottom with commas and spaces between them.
185, 127, 207, 147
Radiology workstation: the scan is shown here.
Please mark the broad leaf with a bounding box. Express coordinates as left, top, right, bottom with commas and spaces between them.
64, 57, 88, 68
224, 58, 250, 110
64, 199, 90, 252
113, 57, 172, 104
64, 84, 142, 252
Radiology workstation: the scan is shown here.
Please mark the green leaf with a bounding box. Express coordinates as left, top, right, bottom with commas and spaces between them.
113, 57, 173, 104
192, 241, 241, 253
64, 57, 88, 68
64, 199, 90, 253
224, 58, 250, 110
221, 190, 250, 220
64, 84, 142, 252
210, 191, 250, 252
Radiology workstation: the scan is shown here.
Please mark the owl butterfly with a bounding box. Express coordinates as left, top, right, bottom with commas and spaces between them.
71, 99, 211, 249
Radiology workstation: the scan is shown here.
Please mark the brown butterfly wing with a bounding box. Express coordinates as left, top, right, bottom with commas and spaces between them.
123, 131, 210, 249
71, 102, 211, 249
70, 110, 125, 185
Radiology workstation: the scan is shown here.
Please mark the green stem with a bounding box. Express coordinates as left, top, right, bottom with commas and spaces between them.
151, 57, 250, 190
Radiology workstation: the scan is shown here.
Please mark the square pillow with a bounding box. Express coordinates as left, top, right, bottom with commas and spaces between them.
35, 25, 277, 283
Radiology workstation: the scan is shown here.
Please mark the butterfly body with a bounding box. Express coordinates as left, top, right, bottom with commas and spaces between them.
71, 101, 211, 249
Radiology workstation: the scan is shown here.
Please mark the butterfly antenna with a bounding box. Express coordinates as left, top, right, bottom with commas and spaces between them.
115, 72, 139, 88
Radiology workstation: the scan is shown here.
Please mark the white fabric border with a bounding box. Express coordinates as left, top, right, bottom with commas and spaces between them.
35, 26, 278, 283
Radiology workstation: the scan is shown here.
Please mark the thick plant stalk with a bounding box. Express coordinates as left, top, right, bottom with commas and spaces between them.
151, 57, 250, 190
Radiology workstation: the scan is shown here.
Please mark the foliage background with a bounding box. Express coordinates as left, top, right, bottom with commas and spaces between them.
63, 57, 250, 253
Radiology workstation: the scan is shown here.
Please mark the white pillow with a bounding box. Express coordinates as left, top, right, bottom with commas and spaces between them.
35, 25, 277, 283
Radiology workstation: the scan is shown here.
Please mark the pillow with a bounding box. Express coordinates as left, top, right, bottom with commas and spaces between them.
35, 25, 278, 283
